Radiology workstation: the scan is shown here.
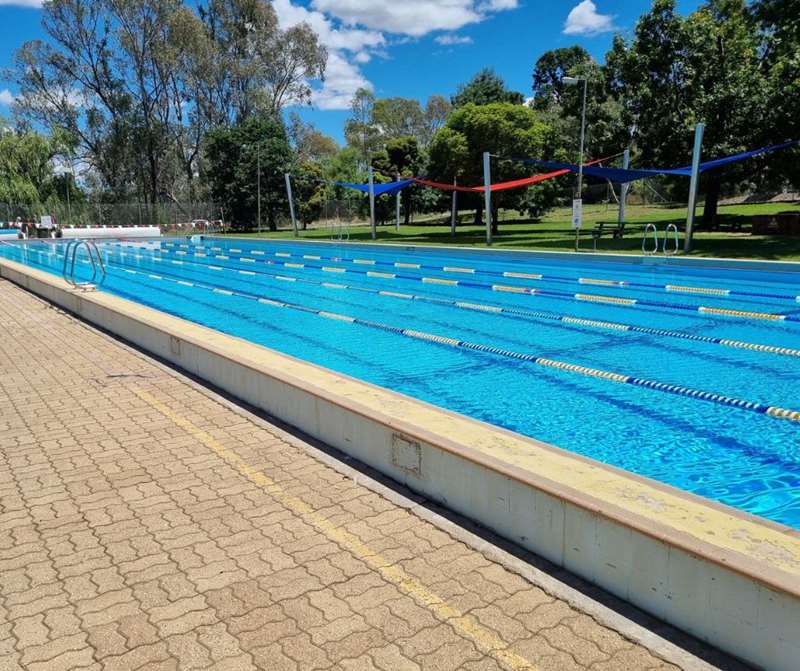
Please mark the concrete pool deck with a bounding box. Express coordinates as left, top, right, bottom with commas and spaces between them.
0, 278, 707, 671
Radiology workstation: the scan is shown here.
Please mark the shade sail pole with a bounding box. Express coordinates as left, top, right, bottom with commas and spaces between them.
451, 177, 457, 237
684, 123, 705, 253
618, 149, 630, 225
368, 166, 376, 240
483, 152, 492, 245
284, 173, 298, 237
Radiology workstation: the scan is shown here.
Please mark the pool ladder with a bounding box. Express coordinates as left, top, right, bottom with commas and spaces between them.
642, 224, 680, 256
62, 239, 106, 289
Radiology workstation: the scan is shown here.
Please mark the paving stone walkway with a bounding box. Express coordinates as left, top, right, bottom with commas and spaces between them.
0, 279, 687, 671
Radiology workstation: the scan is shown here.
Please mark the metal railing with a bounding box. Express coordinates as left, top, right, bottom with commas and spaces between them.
642, 223, 659, 255
62, 239, 106, 289
663, 224, 680, 255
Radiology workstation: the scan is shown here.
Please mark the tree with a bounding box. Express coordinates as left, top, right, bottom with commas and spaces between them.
0, 126, 64, 207
12, 0, 326, 208
532, 46, 592, 109
428, 102, 551, 231
422, 95, 452, 146
372, 98, 425, 143
288, 112, 338, 163
344, 88, 379, 168
204, 115, 291, 230
372, 136, 423, 225
451, 69, 524, 108
605, 0, 768, 224
753, 0, 800, 187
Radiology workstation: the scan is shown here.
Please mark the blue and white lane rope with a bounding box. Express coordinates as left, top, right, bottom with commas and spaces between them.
160, 240, 800, 305
137, 242, 799, 323
104, 244, 800, 359
79, 253, 800, 424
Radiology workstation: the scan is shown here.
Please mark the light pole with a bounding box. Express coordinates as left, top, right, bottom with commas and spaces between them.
563, 76, 588, 252
243, 142, 262, 233
256, 144, 261, 234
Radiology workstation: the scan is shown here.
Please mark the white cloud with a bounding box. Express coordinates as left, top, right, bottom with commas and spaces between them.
0, 0, 43, 7
435, 34, 473, 46
564, 0, 614, 36
273, 0, 519, 110
0, 89, 17, 106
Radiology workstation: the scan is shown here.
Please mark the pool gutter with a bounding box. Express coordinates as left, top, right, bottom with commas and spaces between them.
2, 256, 799, 670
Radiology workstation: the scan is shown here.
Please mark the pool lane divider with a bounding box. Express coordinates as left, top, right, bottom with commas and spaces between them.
78, 252, 800, 424
160, 241, 800, 305
101, 244, 800, 359
140, 243, 799, 324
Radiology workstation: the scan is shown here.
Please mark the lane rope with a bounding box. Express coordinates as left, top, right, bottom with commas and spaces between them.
47, 244, 800, 425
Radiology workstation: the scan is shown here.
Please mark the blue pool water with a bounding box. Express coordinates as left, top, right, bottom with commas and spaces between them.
3, 237, 800, 528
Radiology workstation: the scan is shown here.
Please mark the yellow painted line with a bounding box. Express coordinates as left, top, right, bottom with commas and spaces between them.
238, 270, 255, 276
276, 276, 296, 282
575, 294, 637, 306
213, 288, 232, 295
395, 262, 420, 269
492, 285, 530, 294
323, 266, 346, 273
285, 263, 305, 269
698, 306, 785, 321
443, 266, 475, 274
353, 259, 375, 265
368, 271, 395, 279
209, 266, 223, 271
177, 280, 194, 287
175, 250, 187, 255
240, 258, 256, 263
578, 278, 627, 287
217, 255, 229, 260
667, 284, 730, 296
251, 250, 264, 255
303, 255, 321, 260
422, 277, 458, 286
379, 291, 413, 299
503, 272, 543, 280
322, 282, 347, 289
275, 252, 291, 258
229, 248, 242, 252
195, 253, 207, 258
133, 389, 538, 671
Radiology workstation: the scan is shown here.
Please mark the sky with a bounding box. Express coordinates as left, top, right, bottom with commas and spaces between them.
0, 0, 701, 143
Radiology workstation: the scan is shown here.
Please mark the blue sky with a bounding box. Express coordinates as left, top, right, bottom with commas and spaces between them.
0, 0, 701, 142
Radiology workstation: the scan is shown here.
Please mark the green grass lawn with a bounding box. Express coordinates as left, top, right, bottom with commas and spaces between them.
226, 201, 800, 261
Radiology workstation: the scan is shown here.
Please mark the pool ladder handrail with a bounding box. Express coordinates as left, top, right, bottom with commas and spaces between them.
62, 239, 106, 289
663, 223, 679, 255
642, 223, 659, 255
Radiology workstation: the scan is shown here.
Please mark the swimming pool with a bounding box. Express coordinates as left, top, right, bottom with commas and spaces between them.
3, 237, 799, 529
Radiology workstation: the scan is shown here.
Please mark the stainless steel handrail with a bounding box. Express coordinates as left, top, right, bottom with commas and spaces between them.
642, 223, 658, 255
62, 239, 106, 289
663, 223, 679, 255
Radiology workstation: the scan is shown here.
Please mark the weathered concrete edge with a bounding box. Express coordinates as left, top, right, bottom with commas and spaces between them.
3, 257, 799, 670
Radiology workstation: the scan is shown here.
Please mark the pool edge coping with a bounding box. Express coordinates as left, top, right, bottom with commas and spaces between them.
2, 255, 800, 601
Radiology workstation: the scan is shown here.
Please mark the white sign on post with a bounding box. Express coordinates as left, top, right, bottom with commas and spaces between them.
39, 215, 53, 229
571, 199, 583, 230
